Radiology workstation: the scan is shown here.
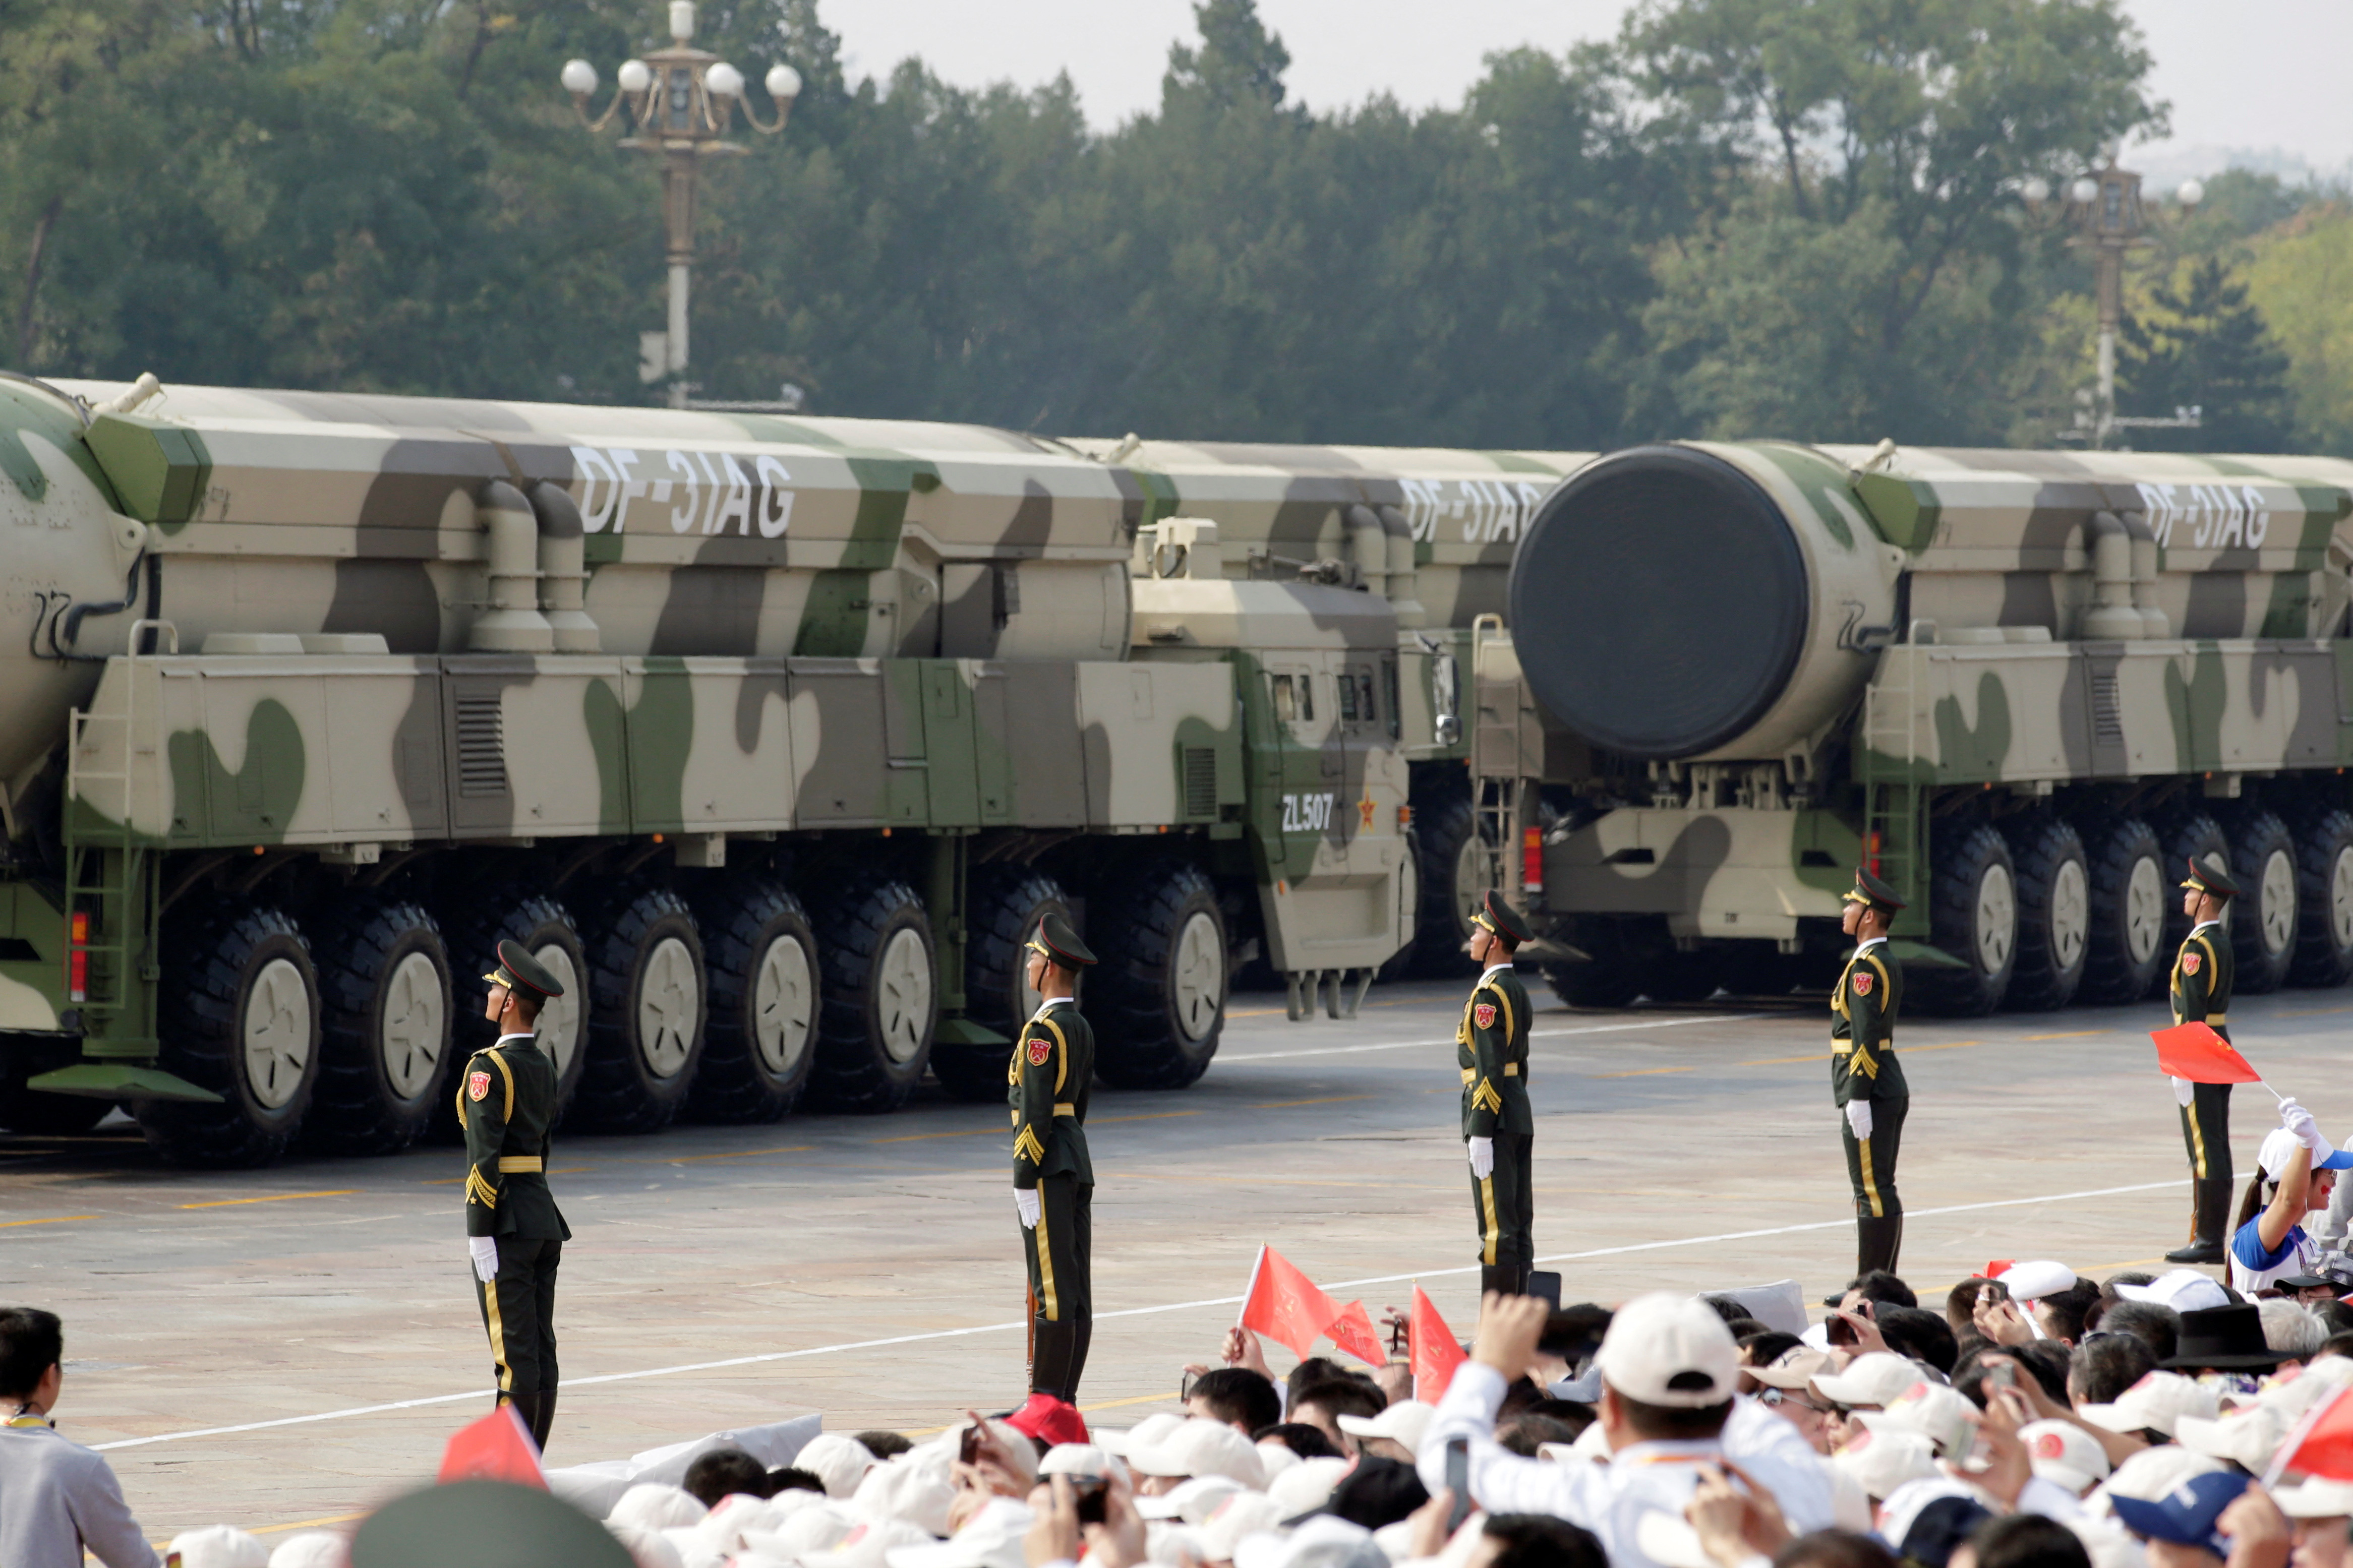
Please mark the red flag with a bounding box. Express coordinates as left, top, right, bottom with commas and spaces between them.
1327, 1300, 1386, 1367
1242, 1246, 1345, 1361
2273, 1386, 2353, 1482
438, 1405, 546, 1488
1409, 1286, 1467, 1403
2152, 1022, 2262, 1084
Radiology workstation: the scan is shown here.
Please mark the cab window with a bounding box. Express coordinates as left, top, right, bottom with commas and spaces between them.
1271, 674, 1297, 723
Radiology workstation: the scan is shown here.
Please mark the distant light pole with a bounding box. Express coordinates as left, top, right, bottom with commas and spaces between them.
2021, 150, 2203, 448
564, 1, 800, 409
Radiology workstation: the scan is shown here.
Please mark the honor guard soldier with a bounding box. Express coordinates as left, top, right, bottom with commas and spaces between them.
1461, 890, 1535, 1296
1835, 870, 1909, 1278
2167, 856, 2241, 1264
463, 939, 571, 1452
1012, 913, 1096, 1406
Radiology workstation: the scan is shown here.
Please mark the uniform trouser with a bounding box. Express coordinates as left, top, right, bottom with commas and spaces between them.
1024, 1176, 1092, 1401
1841, 1097, 1907, 1277
474, 1234, 561, 1452
2177, 1082, 2235, 1248
1472, 1133, 1536, 1296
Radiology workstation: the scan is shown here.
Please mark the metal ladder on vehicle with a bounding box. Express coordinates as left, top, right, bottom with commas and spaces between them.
61, 623, 170, 1043
1857, 645, 1926, 918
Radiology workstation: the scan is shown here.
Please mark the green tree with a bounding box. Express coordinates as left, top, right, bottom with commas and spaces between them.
2245, 203, 2353, 455
2117, 255, 2295, 451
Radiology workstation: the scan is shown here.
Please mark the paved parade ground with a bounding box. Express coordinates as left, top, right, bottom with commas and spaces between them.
5, 977, 2348, 1539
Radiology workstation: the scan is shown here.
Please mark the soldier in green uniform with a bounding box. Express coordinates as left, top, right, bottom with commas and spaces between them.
1012, 913, 1096, 1404
462, 939, 571, 1452
2166, 856, 2241, 1264
1835, 869, 1909, 1278
1461, 890, 1535, 1297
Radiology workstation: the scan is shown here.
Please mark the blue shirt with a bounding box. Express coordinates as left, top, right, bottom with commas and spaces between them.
2230, 1216, 2313, 1295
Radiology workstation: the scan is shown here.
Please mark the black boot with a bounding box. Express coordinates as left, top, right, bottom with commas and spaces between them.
1480, 1265, 1516, 1297
531, 1386, 556, 1453
1032, 1319, 1078, 1402
2165, 1178, 2233, 1264
1855, 1214, 1903, 1277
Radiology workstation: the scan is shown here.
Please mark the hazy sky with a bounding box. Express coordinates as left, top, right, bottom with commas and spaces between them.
825, 0, 2353, 176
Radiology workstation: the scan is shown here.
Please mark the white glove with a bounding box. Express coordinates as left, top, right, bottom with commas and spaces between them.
1015, 1188, 1040, 1229
2283, 1100, 2324, 1151
1846, 1100, 1873, 1141
1467, 1136, 1494, 1180
2172, 1075, 2195, 1108
469, 1236, 499, 1283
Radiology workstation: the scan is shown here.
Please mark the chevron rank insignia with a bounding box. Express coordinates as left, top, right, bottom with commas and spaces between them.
467, 1070, 492, 1101
1027, 1035, 1052, 1066
1853, 971, 1873, 997
2183, 951, 2201, 976
1475, 1001, 1496, 1029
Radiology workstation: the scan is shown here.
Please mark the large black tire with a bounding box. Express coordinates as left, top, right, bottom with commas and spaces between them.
0, 1079, 112, 1135
684, 878, 818, 1123
1092, 859, 1227, 1090
2004, 817, 2089, 1011
1909, 821, 2017, 1017
434, 890, 591, 1137
2228, 810, 2299, 995
1715, 942, 1799, 999
2077, 816, 2167, 1005
1375, 827, 1425, 983
570, 885, 709, 1133
2157, 815, 2230, 997
1542, 917, 1651, 1009
1407, 787, 1490, 978
302, 899, 454, 1156
933, 870, 1069, 1103
806, 877, 937, 1113
2290, 808, 2353, 988
137, 904, 321, 1168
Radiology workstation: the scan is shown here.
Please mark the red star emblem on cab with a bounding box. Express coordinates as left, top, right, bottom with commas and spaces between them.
2184, 951, 2202, 976
467, 1070, 491, 1101
1358, 793, 1376, 830
1027, 1036, 1052, 1066
1474, 1001, 1496, 1029
1853, 971, 1873, 997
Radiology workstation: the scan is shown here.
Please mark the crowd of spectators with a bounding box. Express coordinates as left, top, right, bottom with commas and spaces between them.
16, 1246, 2353, 1568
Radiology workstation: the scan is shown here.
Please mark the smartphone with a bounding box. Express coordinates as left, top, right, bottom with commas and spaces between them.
1827, 1314, 1857, 1348
1444, 1438, 1471, 1532
960, 1424, 982, 1466
1070, 1475, 1108, 1525
1527, 1271, 1563, 1310
1984, 1360, 2016, 1391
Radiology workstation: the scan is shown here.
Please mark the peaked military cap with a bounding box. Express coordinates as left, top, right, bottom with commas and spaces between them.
351, 1479, 631, 1568
2182, 855, 2240, 900
1473, 889, 1531, 944
1842, 867, 1907, 915
1027, 911, 1097, 969
483, 938, 566, 999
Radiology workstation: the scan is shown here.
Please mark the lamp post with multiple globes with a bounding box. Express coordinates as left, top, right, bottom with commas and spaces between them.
563, 1, 800, 408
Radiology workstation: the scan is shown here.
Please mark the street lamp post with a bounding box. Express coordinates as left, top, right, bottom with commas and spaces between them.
563, 1, 800, 409
2021, 152, 2203, 448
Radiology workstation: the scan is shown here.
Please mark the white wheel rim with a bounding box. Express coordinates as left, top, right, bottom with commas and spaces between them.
2049, 857, 2089, 971
1172, 910, 1224, 1041
2261, 848, 2297, 955
534, 945, 582, 1080
1452, 833, 1491, 935
1019, 914, 1053, 1021
2331, 846, 2353, 950
751, 932, 814, 1077
381, 950, 445, 1099
243, 956, 312, 1110
1976, 862, 2016, 974
636, 936, 699, 1078
877, 927, 933, 1064
2124, 854, 2165, 965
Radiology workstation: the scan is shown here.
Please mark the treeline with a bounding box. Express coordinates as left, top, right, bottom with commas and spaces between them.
1, 0, 2345, 454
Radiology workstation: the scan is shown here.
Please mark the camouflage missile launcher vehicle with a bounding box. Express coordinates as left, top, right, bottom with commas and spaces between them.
1471, 440, 2353, 1018
0, 370, 1583, 1165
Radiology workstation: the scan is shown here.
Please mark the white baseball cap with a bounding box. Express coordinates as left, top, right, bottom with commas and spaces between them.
1594, 1293, 1740, 1408
1831, 1425, 1939, 1500
800, 1433, 885, 1499
747, 1503, 856, 1561
2175, 1405, 2288, 1473
2275, 1478, 2353, 1520
1255, 1439, 1304, 1480
1128, 1418, 1269, 1489
1135, 1473, 1246, 1524
887, 1500, 1036, 1568
2081, 1370, 2219, 1438
852, 1457, 958, 1537
2261, 1128, 2353, 1180
1198, 1493, 1291, 1564
1747, 1347, 1833, 1392
1233, 1514, 1389, 1568
1334, 1401, 1436, 1454
2114, 1269, 2233, 1314
266, 1534, 347, 1568
1267, 1456, 1353, 1517
1810, 1352, 1924, 1410
1857, 1381, 1978, 1460
1097, 1413, 1187, 1458
609, 1483, 709, 1528
165, 1528, 269, 1568
807, 1519, 938, 1568
1998, 1261, 2079, 1302
2021, 1420, 2111, 1495
2094, 1444, 2224, 1505
1039, 1443, 1126, 1482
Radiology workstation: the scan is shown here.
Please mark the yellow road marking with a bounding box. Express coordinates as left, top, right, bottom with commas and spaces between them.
1595, 1066, 1696, 1078
1740, 1040, 1982, 1066
2278, 1006, 2353, 1018
906, 1389, 1178, 1436
422, 1167, 587, 1186
873, 1126, 1003, 1144
0, 1214, 97, 1229
1250, 1095, 1374, 1109
2022, 1030, 2108, 1041
178, 1190, 356, 1210
1091, 1111, 1203, 1125
1740, 1052, 1828, 1065
654, 1147, 815, 1165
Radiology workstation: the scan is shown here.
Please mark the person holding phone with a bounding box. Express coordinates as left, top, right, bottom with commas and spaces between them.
1460, 891, 1537, 1297
1834, 869, 1909, 1279
2166, 856, 2240, 1264
1011, 914, 1099, 1410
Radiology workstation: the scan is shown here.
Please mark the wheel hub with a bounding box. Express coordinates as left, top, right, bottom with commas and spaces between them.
2332, 846, 2353, 950
1976, 864, 2016, 975
636, 937, 698, 1078
752, 933, 814, 1076
1171, 911, 1224, 1042
380, 950, 445, 1100
2261, 848, 2297, 955
876, 927, 932, 1064
2124, 855, 2164, 966
2050, 858, 2089, 971
534, 944, 582, 1079
243, 957, 312, 1110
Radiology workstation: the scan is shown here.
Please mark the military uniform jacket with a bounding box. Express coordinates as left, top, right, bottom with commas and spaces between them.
2171, 921, 2234, 1042
1459, 967, 1534, 1137
1831, 940, 1908, 1105
460, 1034, 570, 1240
1011, 1000, 1094, 1189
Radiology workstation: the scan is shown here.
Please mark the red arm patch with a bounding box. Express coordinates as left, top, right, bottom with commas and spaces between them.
1027, 1035, 1052, 1066
1474, 1001, 1497, 1029
2183, 951, 2202, 977
1852, 971, 1873, 997
467, 1070, 492, 1101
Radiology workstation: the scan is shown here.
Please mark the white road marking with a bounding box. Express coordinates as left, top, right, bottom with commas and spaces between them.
1219, 1013, 1769, 1063
93, 1175, 2183, 1453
